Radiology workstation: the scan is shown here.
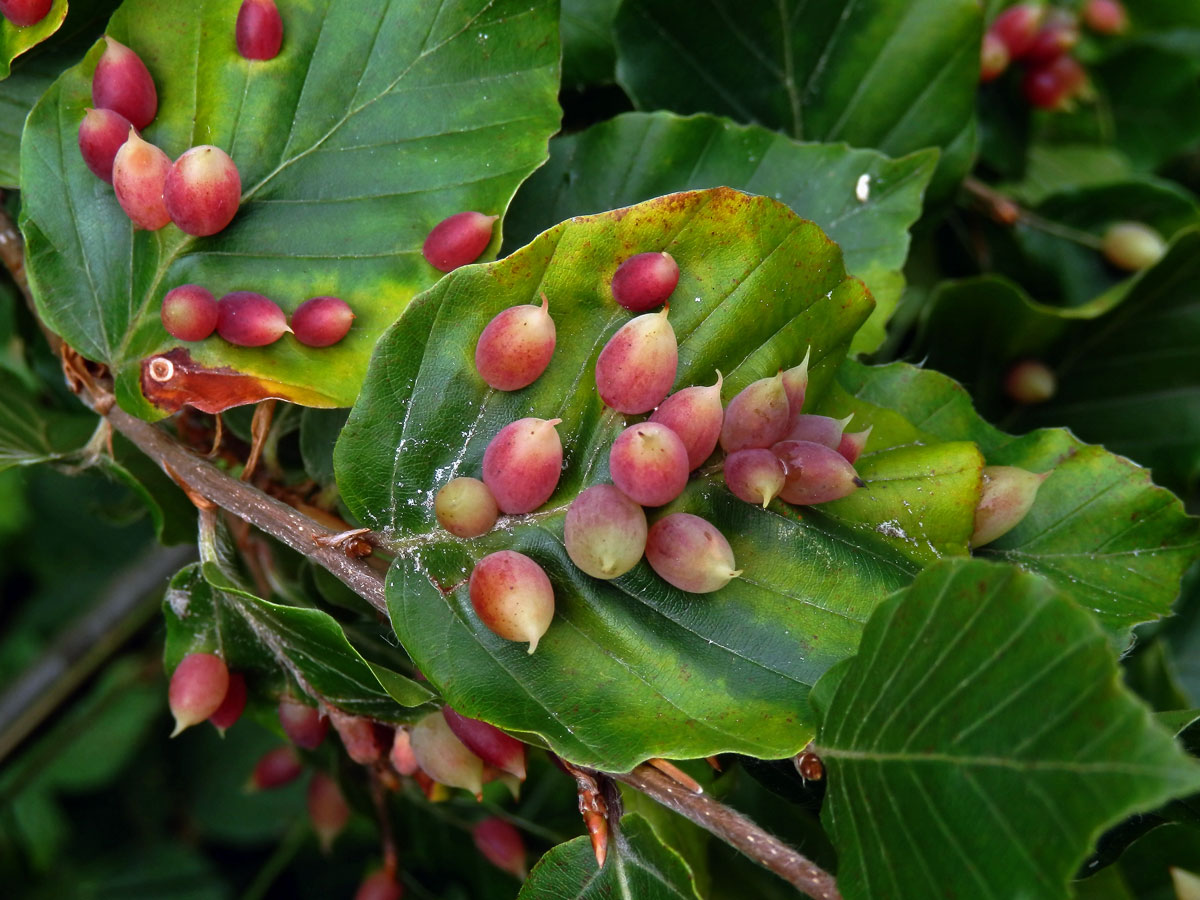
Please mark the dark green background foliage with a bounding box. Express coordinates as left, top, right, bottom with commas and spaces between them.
4, 1, 1200, 899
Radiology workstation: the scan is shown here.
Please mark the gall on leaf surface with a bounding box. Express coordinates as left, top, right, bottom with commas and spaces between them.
922, 229, 1200, 499
335, 189, 992, 771
164, 562, 433, 724
816, 557, 1200, 900
19, 0, 561, 420
817, 359, 1200, 641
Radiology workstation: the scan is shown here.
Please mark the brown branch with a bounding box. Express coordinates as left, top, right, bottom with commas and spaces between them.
107, 403, 387, 613
110, 410, 841, 898
615, 764, 843, 900
1, 198, 841, 900
962, 177, 1105, 249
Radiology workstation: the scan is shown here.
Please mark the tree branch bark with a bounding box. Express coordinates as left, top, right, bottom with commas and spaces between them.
616, 764, 842, 900
106, 404, 389, 613
0, 201, 841, 900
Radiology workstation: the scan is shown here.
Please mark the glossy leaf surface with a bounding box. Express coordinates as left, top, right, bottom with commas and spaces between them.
613, 0, 980, 159
503, 111, 937, 354
518, 813, 701, 900
0, 0, 121, 185
165, 563, 433, 722
336, 189, 986, 770
0, 0, 66, 80
20, 0, 561, 420
819, 359, 1200, 640
919, 229, 1200, 496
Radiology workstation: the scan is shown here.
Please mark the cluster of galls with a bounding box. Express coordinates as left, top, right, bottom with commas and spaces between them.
981, 0, 1128, 110
80, 0, 281, 217
160, 285, 355, 348
431, 251, 882, 655
77, 2, 283, 254
167, 653, 530, 896
79, 2, 497, 355
79, 36, 243, 234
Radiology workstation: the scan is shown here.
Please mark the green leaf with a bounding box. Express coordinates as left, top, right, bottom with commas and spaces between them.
1043, 44, 1200, 172
1165, 563, 1200, 707
299, 407, 348, 486
0, 0, 122, 186
181, 722, 307, 843
821, 359, 1200, 640
40, 666, 161, 792
612, 0, 980, 160
502, 111, 937, 355
1156, 709, 1200, 740
0, 367, 96, 471
619, 784, 714, 896
1114, 824, 1200, 900
1124, 640, 1193, 714
336, 188, 992, 769
1078, 708, 1200, 879
919, 229, 1200, 496
1021, 229, 1200, 497
20, 0, 561, 420
561, 0, 620, 88
1001, 144, 1134, 206
518, 812, 702, 900
165, 563, 434, 722
816, 557, 1200, 900
98, 431, 197, 545
0, 0, 67, 80
1015, 180, 1199, 308
0, 58, 48, 185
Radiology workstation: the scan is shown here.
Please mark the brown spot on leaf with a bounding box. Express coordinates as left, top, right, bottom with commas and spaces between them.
140, 348, 337, 414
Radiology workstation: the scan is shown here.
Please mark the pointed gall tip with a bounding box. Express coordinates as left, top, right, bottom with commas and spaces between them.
839, 413, 855, 428
593, 836, 608, 868
525, 638, 539, 655
853, 477, 866, 488
169, 715, 190, 738
539, 291, 549, 312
